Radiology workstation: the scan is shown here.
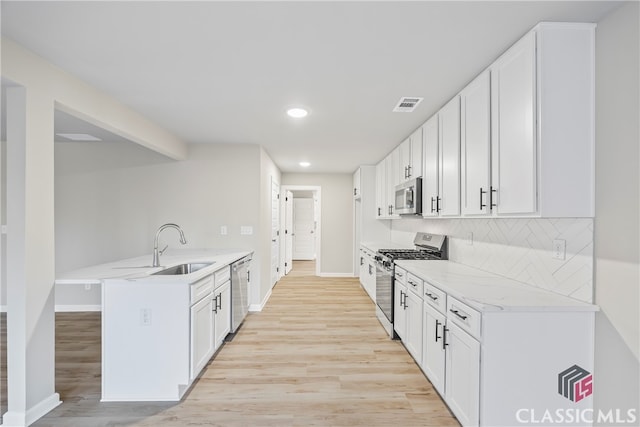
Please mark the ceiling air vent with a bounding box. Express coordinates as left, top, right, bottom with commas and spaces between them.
393, 97, 423, 113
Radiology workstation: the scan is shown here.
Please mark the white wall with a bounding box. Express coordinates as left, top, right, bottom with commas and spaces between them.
282, 173, 353, 275
593, 1, 640, 421
54, 142, 267, 308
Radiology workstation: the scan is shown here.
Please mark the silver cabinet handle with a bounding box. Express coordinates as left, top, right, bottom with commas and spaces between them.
449, 309, 468, 321
425, 292, 438, 301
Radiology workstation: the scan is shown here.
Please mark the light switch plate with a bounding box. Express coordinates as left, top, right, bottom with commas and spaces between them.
240, 226, 253, 235
220, 225, 228, 235
552, 239, 566, 260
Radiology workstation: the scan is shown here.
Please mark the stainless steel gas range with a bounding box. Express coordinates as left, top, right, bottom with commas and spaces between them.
374, 232, 448, 337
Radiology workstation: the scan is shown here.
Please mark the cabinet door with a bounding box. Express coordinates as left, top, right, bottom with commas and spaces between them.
375, 160, 386, 218
422, 116, 439, 217
410, 127, 423, 179
491, 31, 537, 215
399, 138, 411, 182
404, 290, 423, 364
214, 281, 231, 349
393, 282, 407, 340
461, 71, 492, 216
422, 304, 446, 396
445, 322, 480, 427
353, 168, 361, 198
190, 295, 214, 380
366, 259, 376, 301
439, 96, 461, 217
386, 148, 400, 217
358, 250, 367, 286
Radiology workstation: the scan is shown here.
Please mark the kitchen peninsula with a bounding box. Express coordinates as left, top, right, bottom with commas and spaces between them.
55, 248, 252, 401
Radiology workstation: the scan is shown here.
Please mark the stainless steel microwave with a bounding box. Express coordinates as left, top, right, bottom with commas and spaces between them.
395, 178, 422, 215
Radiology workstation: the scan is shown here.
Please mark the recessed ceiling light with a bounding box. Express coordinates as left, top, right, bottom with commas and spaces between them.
56, 133, 102, 141
287, 108, 308, 118
299, 162, 311, 167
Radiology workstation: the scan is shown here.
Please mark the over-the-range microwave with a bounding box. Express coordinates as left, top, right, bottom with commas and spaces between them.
395, 177, 422, 215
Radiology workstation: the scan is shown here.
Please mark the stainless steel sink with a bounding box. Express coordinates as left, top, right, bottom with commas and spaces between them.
151, 262, 214, 275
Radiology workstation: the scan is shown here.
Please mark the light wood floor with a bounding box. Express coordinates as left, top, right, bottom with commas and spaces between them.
21, 262, 458, 426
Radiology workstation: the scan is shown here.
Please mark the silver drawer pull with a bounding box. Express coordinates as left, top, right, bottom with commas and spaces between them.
425, 292, 438, 301
408, 280, 417, 287
450, 309, 468, 321
396, 272, 404, 277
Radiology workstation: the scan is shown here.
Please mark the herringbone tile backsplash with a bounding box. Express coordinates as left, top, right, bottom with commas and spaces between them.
391, 218, 594, 303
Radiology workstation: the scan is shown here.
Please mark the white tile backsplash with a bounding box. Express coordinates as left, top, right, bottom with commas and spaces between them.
391, 217, 594, 303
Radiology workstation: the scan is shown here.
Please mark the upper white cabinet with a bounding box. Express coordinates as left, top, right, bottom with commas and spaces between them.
490, 23, 595, 217
461, 71, 492, 216
438, 96, 461, 217
386, 147, 401, 217
399, 128, 424, 183
375, 160, 386, 219
422, 116, 439, 217
353, 168, 361, 199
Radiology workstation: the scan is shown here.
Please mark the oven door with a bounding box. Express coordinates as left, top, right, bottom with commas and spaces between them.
375, 259, 393, 322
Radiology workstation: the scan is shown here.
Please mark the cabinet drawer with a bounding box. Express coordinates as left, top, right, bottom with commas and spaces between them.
423, 281, 447, 314
406, 273, 423, 298
191, 275, 213, 305
447, 297, 481, 339
214, 266, 231, 288
394, 266, 407, 285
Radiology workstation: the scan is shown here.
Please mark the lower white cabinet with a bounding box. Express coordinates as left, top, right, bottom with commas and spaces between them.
445, 321, 481, 427
213, 280, 231, 349
393, 280, 407, 341
358, 247, 376, 302
190, 290, 215, 380
422, 303, 446, 395
403, 288, 423, 363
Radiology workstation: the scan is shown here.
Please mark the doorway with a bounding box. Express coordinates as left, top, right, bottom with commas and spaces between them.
280, 185, 321, 277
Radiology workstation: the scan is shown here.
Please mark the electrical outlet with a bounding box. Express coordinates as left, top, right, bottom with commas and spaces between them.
467, 232, 474, 246
552, 239, 566, 260
240, 226, 253, 235
140, 308, 152, 326
84, 283, 91, 291
220, 225, 228, 235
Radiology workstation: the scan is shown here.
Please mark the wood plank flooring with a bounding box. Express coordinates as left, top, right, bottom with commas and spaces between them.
20, 261, 458, 426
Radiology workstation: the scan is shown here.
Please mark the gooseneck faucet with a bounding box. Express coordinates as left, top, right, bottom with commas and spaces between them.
152, 223, 187, 267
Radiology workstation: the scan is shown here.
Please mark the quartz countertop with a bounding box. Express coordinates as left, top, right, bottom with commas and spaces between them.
55, 248, 252, 285
395, 260, 598, 313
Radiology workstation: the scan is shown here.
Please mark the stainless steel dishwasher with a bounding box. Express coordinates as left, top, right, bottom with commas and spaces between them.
229, 254, 252, 335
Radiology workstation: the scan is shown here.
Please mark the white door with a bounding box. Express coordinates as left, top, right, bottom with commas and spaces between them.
284, 191, 293, 275
293, 198, 315, 260
271, 179, 280, 286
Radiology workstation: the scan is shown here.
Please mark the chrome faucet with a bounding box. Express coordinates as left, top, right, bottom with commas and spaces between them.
152, 223, 187, 267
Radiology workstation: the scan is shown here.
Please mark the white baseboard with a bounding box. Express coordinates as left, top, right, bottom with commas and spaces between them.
318, 272, 356, 278
2, 392, 61, 426
54, 304, 101, 312
248, 288, 272, 312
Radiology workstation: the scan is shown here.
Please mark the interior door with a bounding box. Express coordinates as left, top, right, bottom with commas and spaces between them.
284, 191, 293, 275
293, 198, 315, 260
271, 179, 280, 286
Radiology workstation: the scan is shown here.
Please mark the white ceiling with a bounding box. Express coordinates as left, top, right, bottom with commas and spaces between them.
1, 1, 622, 173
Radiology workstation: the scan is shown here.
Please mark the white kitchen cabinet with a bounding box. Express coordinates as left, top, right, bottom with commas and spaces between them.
445, 322, 481, 427
353, 168, 361, 199
403, 276, 423, 364
422, 116, 439, 217
213, 280, 231, 350
422, 303, 446, 395
421, 97, 460, 218
190, 289, 214, 380
386, 148, 401, 217
375, 160, 386, 219
358, 246, 376, 302
399, 128, 423, 183
491, 23, 595, 217
393, 281, 407, 341
461, 70, 492, 216
439, 96, 461, 217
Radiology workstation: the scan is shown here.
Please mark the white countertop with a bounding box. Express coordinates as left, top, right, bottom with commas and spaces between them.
55, 248, 252, 285
395, 260, 598, 313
